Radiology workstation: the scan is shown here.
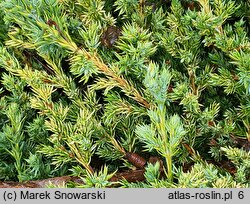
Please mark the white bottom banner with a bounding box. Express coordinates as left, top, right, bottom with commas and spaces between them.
0, 188, 249, 204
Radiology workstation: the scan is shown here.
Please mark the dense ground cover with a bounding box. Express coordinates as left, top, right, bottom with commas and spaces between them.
0, 0, 249, 187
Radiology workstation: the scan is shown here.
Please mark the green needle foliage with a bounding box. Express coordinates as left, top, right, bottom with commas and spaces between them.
0, 0, 249, 187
